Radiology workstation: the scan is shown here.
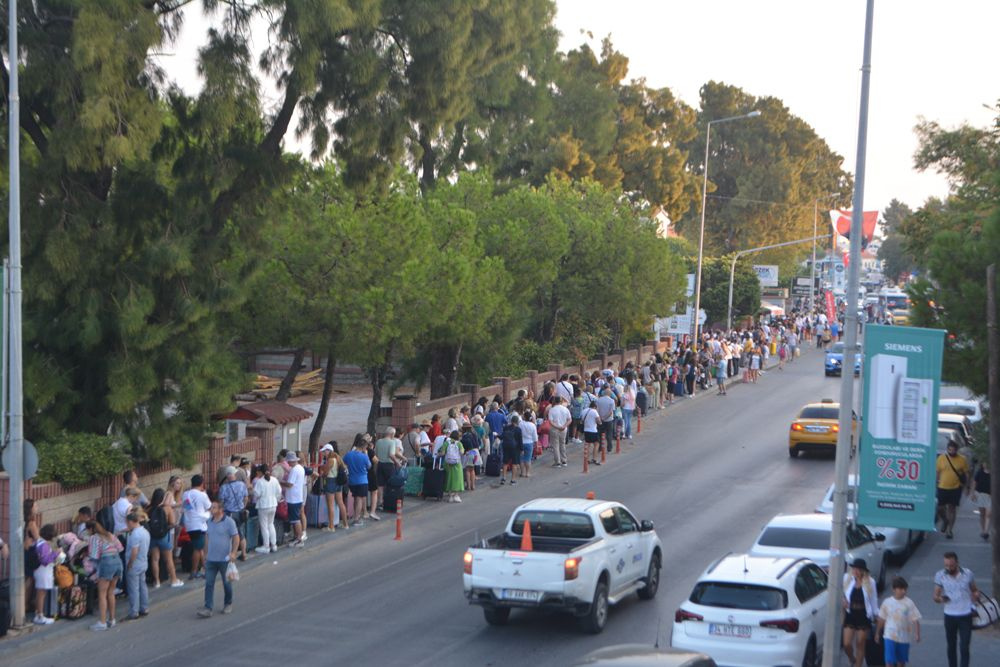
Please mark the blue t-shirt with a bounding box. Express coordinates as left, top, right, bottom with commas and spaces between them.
485, 410, 506, 437
205, 515, 238, 563
126, 525, 151, 574
219, 480, 248, 513
343, 449, 371, 486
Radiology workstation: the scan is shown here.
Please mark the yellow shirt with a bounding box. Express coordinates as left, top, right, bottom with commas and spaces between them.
936, 453, 968, 490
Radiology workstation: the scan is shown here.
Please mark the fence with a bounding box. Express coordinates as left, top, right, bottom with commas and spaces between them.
0, 434, 273, 551
389, 339, 670, 433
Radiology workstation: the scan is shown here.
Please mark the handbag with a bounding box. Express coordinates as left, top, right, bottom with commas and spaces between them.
275, 499, 289, 521
973, 593, 1000, 629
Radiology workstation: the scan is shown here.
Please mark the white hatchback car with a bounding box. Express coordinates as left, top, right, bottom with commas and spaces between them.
748, 514, 887, 591
815, 475, 923, 563
672, 554, 828, 667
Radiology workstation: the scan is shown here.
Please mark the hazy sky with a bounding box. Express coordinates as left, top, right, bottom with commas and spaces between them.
167, 1, 999, 213
553, 0, 1000, 212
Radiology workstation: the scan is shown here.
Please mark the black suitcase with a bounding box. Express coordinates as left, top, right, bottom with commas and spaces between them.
422, 468, 445, 500
0, 580, 9, 637
865, 634, 885, 666
180, 541, 193, 573
382, 485, 404, 512
484, 453, 502, 477
636, 390, 648, 416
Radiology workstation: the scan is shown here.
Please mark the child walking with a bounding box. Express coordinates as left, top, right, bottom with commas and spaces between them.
875, 577, 922, 667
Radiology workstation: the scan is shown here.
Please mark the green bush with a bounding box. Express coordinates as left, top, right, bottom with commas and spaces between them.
35, 432, 132, 487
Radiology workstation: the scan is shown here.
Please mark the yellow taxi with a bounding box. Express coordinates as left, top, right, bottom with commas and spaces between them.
788, 399, 857, 458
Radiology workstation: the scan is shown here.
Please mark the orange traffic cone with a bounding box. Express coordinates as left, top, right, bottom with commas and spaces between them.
585, 491, 596, 500
521, 519, 533, 551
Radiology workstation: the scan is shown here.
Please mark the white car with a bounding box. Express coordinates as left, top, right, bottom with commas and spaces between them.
815, 476, 924, 562
672, 554, 828, 667
939, 398, 982, 424
748, 514, 887, 591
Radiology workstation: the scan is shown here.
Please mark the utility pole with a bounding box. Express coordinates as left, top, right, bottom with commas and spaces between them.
987, 263, 999, 597
6, 0, 26, 627
822, 1, 874, 665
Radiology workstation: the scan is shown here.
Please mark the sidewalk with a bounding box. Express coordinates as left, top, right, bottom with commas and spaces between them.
0, 346, 777, 655
892, 506, 999, 666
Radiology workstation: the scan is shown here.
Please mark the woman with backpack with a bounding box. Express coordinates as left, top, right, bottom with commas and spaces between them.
441, 430, 465, 503
147, 488, 184, 589
319, 442, 349, 532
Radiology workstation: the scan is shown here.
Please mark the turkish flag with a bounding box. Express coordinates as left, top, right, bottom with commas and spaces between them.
830, 209, 878, 248
843, 250, 850, 268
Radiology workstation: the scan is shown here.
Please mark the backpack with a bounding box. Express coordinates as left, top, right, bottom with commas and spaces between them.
444, 440, 462, 465
147, 506, 170, 539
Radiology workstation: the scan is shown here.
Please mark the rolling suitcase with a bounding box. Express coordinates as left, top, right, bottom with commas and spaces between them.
59, 585, 87, 620
382, 484, 404, 512
422, 458, 445, 500
306, 493, 330, 528
0, 581, 10, 636
484, 452, 502, 477
403, 466, 424, 496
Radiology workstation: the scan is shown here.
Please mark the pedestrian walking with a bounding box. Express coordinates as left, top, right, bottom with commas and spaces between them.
875, 576, 921, 667
124, 511, 150, 620
841, 558, 878, 667
933, 551, 981, 667
970, 461, 991, 541
935, 440, 969, 539
197, 501, 240, 618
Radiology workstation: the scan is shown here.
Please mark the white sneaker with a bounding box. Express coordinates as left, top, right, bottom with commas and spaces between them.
34, 615, 55, 625
300, 532, 308, 542
369, 512, 381, 521
90, 622, 108, 631
453, 495, 462, 503
254, 547, 269, 554
170, 580, 185, 588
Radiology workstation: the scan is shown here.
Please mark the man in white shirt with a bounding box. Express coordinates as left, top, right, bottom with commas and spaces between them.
281, 451, 307, 547
546, 396, 571, 468
933, 551, 980, 667
182, 475, 212, 578
113, 487, 141, 535
555, 374, 574, 405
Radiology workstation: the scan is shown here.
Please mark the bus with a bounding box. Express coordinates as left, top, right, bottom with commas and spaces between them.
879, 289, 911, 324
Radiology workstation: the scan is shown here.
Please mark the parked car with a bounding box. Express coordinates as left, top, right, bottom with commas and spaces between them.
938, 413, 976, 445
671, 554, 828, 667
463, 498, 662, 633
824, 341, 861, 376
574, 645, 717, 667
815, 475, 923, 563
939, 398, 983, 424
748, 513, 887, 591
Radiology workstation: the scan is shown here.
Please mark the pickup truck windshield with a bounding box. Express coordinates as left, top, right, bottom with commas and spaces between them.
690, 582, 787, 610
511, 511, 596, 539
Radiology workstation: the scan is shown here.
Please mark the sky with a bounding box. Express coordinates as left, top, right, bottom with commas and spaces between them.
166, 1, 1000, 214
553, 0, 1000, 212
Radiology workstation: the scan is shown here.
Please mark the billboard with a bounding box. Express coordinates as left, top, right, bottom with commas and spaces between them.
857, 324, 945, 530
752, 265, 779, 287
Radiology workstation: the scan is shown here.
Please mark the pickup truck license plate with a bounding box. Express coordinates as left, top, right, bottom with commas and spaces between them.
501, 589, 541, 602
805, 425, 828, 433
709, 623, 752, 638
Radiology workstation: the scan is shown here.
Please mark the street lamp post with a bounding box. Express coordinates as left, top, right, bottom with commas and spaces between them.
692, 110, 760, 346
812, 193, 840, 310
726, 234, 832, 331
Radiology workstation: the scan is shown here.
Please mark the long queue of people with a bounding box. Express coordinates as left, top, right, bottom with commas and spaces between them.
4, 315, 821, 631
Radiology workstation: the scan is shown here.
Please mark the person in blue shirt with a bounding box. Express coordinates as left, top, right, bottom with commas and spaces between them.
485, 403, 507, 455
343, 434, 372, 527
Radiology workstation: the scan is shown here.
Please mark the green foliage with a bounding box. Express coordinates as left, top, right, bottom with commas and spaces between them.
906, 104, 1000, 395
698, 257, 761, 329
35, 433, 131, 487
675, 82, 851, 264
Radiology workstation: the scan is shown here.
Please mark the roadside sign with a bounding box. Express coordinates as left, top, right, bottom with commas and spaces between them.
796, 277, 812, 286
752, 265, 779, 287
2, 438, 38, 480
857, 324, 945, 530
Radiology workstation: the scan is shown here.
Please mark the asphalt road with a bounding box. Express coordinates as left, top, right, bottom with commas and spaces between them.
5, 344, 994, 666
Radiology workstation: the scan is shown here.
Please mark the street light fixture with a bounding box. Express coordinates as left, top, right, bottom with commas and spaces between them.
692, 110, 761, 345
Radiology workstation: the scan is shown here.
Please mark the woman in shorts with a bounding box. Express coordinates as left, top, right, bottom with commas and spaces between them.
518, 410, 538, 478
148, 488, 183, 589
842, 558, 878, 667
320, 442, 349, 531
88, 517, 124, 631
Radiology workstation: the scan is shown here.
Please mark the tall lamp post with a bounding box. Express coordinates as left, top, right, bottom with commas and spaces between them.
812, 193, 840, 310
692, 110, 760, 344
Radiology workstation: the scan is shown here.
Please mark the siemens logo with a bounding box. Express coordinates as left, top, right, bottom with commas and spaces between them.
884, 343, 922, 353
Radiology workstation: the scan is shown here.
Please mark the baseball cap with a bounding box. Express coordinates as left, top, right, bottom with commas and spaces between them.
320, 443, 334, 453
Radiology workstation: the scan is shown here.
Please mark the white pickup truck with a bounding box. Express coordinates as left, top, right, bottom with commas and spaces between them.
462, 497, 663, 633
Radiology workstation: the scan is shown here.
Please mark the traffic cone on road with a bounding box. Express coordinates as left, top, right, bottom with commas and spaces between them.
521, 520, 533, 551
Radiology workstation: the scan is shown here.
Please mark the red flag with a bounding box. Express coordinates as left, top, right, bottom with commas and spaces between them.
843, 250, 850, 268
825, 291, 836, 323
830, 209, 878, 248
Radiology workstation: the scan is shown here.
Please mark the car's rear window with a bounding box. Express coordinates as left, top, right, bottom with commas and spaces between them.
690, 582, 787, 610
941, 406, 975, 416
511, 511, 595, 539
799, 407, 839, 419
757, 527, 830, 550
